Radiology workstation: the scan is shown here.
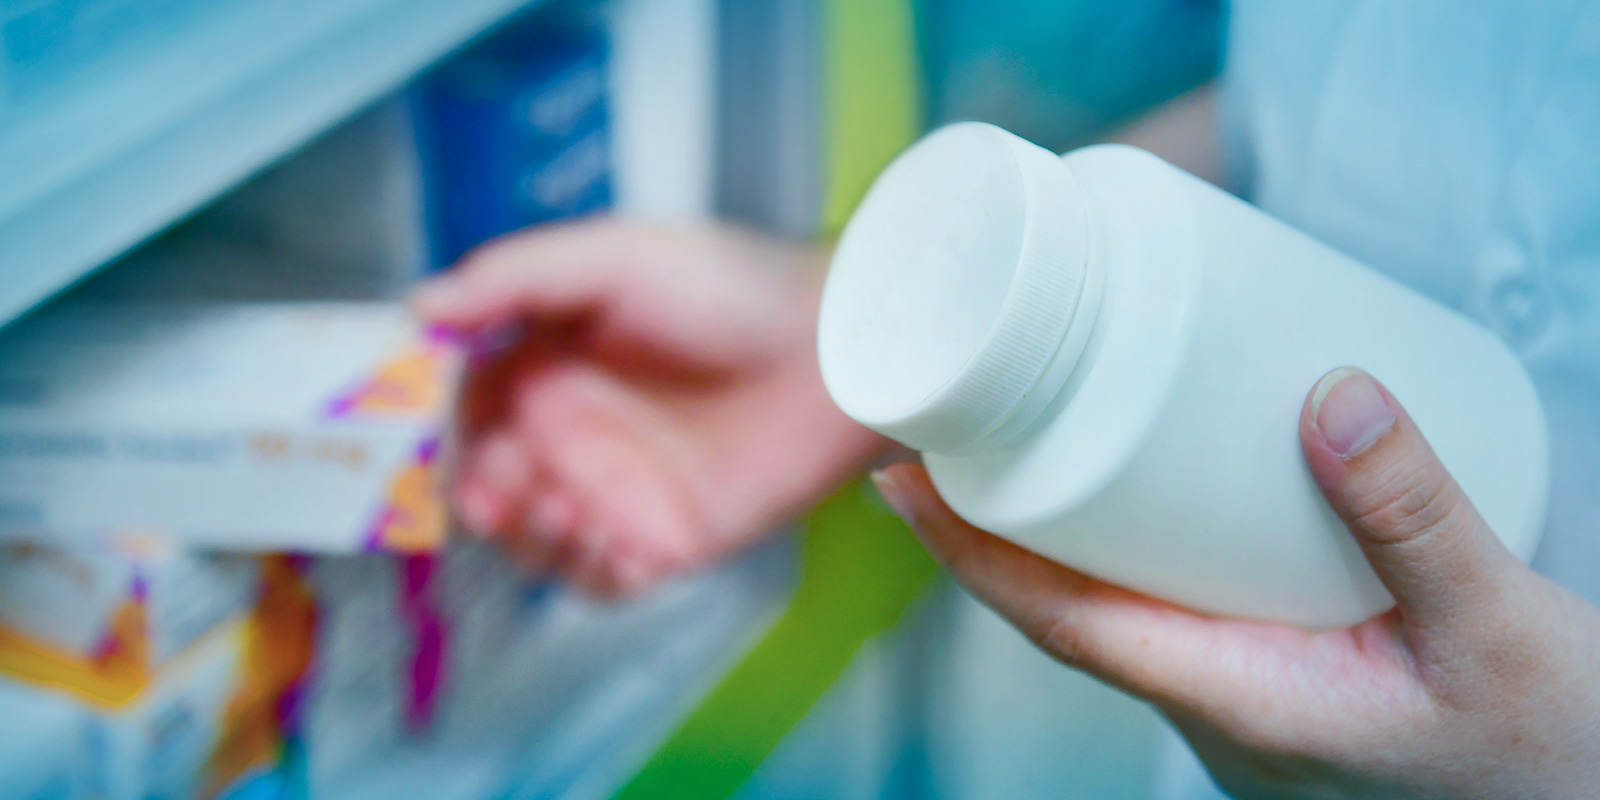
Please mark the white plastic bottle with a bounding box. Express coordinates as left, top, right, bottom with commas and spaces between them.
817, 122, 1548, 629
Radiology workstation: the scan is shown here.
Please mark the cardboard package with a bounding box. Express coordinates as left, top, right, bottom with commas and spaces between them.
0, 544, 316, 799
0, 302, 460, 553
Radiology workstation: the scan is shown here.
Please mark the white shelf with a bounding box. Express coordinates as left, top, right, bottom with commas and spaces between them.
0, 0, 541, 326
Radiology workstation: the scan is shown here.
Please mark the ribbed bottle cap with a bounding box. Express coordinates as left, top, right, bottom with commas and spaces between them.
818, 122, 1092, 453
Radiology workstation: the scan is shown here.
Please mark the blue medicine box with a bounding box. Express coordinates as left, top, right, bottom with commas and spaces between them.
413, 22, 613, 270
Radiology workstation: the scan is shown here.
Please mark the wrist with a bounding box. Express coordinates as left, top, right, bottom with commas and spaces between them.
712, 248, 892, 536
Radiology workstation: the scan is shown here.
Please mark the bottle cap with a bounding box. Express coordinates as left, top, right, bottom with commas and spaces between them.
818, 122, 1093, 453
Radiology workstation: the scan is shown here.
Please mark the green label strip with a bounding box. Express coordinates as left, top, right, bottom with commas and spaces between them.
615, 0, 927, 795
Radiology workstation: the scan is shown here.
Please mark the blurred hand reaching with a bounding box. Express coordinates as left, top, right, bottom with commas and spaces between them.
414, 219, 885, 596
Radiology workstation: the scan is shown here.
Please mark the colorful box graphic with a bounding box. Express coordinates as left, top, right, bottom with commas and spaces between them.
0, 537, 258, 705
0, 302, 461, 553
0, 548, 316, 800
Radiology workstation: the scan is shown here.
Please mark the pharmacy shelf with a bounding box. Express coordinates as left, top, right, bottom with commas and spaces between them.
0, 0, 542, 327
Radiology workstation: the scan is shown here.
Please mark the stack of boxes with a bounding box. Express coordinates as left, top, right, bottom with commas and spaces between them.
0, 16, 620, 799
0, 541, 314, 798
0, 298, 515, 798
0, 299, 451, 799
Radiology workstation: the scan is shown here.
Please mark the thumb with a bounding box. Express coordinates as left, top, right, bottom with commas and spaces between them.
1300, 366, 1520, 630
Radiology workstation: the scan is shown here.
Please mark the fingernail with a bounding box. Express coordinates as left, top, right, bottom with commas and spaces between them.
1310, 367, 1396, 460
871, 470, 916, 524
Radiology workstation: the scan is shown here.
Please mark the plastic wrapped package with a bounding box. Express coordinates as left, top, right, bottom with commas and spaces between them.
0, 537, 259, 705
298, 544, 544, 793
301, 535, 796, 800
0, 546, 316, 800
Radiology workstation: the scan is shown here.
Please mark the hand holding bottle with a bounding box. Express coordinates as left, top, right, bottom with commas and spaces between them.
874, 367, 1600, 799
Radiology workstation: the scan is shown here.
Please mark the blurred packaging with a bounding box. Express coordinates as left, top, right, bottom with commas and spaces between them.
0, 548, 315, 800
0, 6, 754, 797
301, 542, 554, 791
413, 19, 613, 269
300, 536, 795, 800
0, 537, 257, 703
0, 676, 85, 799
0, 302, 460, 553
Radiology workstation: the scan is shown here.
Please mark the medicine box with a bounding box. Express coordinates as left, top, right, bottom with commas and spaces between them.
0, 536, 258, 705
0, 676, 85, 799
414, 22, 613, 268
0, 548, 316, 799
0, 301, 461, 553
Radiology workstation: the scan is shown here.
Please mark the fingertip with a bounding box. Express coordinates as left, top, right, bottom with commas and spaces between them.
1299, 368, 1512, 630
457, 433, 534, 537
413, 273, 516, 333
410, 277, 467, 323
873, 462, 989, 564
1305, 366, 1398, 461
568, 522, 613, 578
1300, 367, 1405, 500
870, 467, 916, 524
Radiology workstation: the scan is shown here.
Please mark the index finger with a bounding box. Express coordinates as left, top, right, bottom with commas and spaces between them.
412, 218, 650, 332
872, 462, 1293, 717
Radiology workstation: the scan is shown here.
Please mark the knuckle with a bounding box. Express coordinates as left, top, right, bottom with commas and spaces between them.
1348, 462, 1462, 547
1030, 613, 1090, 667
922, 516, 990, 574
